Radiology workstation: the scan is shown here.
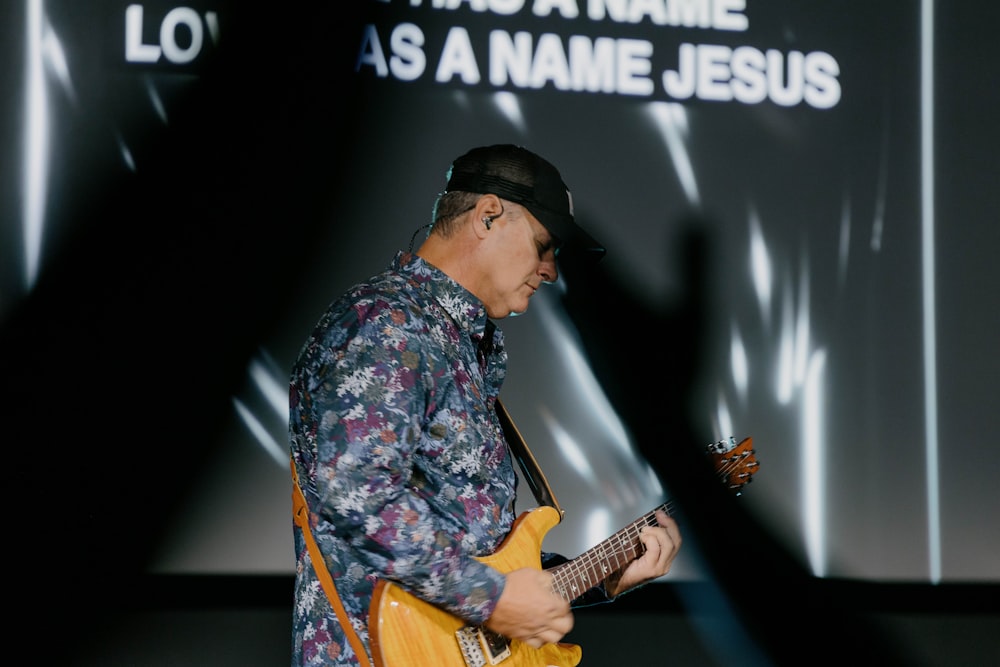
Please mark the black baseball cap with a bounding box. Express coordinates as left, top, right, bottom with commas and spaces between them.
444, 144, 606, 262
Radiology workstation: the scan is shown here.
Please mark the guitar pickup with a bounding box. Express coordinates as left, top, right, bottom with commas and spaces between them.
455, 625, 512, 666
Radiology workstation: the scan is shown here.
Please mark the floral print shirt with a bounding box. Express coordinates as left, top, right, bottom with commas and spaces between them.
288, 251, 519, 666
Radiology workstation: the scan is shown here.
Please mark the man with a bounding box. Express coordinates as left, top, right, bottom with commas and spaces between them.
288, 144, 682, 666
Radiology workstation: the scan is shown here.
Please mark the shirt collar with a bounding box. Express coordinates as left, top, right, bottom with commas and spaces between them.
392, 251, 491, 341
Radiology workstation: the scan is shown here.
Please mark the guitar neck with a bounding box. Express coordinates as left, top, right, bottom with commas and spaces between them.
544, 437, 757, 603
546, 501, 673, 602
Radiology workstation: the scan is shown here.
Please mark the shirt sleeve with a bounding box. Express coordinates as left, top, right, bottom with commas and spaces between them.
307, 299, 506, 625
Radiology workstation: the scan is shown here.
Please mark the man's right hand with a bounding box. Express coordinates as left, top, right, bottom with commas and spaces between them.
484, 567, 574, 649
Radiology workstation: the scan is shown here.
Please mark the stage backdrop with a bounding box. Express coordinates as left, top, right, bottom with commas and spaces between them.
1, 0, 998, 596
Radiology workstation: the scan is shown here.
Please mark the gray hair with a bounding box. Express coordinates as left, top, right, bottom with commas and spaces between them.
430, 191, 482, 237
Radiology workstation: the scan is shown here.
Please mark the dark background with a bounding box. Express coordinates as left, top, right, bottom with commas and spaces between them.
1, 2, 997, 664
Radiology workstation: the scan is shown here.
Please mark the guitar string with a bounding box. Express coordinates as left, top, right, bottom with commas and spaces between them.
549, 441, 758, 599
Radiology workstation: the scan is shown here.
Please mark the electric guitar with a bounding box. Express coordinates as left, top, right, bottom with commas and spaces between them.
369, 436, 759, 667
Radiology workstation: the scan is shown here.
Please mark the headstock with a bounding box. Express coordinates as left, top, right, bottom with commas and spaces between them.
705, 436, 759, 495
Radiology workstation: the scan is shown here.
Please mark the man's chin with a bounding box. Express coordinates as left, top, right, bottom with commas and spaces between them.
490, 300, 530, 319
510, 300, 532, 317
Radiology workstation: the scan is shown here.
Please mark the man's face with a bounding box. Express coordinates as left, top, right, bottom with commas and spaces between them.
481, 202, 559, 319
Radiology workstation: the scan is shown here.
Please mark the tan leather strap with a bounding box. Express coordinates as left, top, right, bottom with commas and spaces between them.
291, 459, 373, 667
496, 398, 564, 519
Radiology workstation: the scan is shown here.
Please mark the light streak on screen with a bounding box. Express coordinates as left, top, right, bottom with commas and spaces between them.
22, 0, 48, 288
920, 0, 942, 584
1, 1, 997, 589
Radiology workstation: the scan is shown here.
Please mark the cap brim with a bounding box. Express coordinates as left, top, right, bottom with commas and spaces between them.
529, 208, 606, 263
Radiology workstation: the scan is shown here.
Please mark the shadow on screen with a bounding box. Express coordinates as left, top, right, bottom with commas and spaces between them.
556, 212, 907, 666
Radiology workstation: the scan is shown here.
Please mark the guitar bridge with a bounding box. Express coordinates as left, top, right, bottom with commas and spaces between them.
455, 625, 512, 666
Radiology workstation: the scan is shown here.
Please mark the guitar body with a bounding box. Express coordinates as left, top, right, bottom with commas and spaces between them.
370, 505, 583, 667
368, 436, 758, 667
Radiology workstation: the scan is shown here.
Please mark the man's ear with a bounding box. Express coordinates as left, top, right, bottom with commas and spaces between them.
475, 194, 504, 224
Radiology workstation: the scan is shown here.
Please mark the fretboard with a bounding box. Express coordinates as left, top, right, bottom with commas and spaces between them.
542, 436, 756, 602
546, 501, 674, 602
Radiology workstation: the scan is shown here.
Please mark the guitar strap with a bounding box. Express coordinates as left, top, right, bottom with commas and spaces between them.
495, 398, 564, 519
287, 397, 559, 667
